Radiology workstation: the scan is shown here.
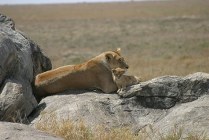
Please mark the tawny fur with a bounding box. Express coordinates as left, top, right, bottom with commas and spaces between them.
112, 68, 140, 92
35, 48, 129, 98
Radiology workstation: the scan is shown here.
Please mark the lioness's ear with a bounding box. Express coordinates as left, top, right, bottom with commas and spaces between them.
105, 53, 113, 62
116, 48, 121, 55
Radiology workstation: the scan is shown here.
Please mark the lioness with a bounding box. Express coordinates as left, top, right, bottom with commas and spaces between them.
112, 68, 140, 92
35, 48, 129, 98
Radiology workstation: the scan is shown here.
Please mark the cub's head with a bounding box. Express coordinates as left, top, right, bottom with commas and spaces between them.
105, 48, 129, 70
112, 68, 126, 79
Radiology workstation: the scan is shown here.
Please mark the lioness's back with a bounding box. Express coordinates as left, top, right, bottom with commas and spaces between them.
34, 49, 129, 98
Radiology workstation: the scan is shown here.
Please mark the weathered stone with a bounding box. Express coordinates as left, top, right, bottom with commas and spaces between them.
119, 72, 209, 109
0, 14, 15, 30
0, 122, 63, 140
0, 14, 52, 122
0, 79, 37, 122
30, 90, 167, 132
153, 95, 209, 139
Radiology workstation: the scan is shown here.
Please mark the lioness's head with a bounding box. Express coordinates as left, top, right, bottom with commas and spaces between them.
112, 68, 126, 79
105, 48, 129, 70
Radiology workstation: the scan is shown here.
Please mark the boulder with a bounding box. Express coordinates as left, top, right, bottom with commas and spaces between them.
119, 72, 209, 109
153, 95, 209, 139
30, 72, 209, 138
0, 14, 52, 122
30, 90, 167, 132
0, 122, 63, 140
0, 14, 15, 30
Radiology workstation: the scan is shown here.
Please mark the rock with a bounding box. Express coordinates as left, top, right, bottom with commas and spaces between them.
0, 14, 52, 122
119, 72, 209, 109
29, 90, 167, 132
0, 122, 63, 140
152, 95, 209, 139
0, 14, 15, 30
30, 72, 209, 138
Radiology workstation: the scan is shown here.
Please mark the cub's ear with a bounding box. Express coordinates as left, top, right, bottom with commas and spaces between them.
112, 69, 116, 73
116, 48, 121, 55
105, 53, 113, 62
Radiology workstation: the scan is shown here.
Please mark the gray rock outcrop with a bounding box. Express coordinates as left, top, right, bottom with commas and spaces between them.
0, 14, 52, 122
119, 72, 209, 108
0, 122, 63, 140
30, 72, 209, 138
153, 95, 209, 138
30, 90, 167, 131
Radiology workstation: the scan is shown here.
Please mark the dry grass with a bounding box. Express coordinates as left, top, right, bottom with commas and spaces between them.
160, 128, 209, 140
35, 115, 209, 140
1, 0, 209, 80
35, 115, 142, 140
37, 119, 92, 140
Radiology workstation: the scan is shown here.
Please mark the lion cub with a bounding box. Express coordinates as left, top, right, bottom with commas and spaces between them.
112, 68, 140, 92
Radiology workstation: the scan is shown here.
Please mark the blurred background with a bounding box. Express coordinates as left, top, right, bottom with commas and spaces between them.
1, 0, 209, 80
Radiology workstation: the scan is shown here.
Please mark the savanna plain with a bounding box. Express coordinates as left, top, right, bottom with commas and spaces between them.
1, 0, 209, 80
1, 0, 209, 139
